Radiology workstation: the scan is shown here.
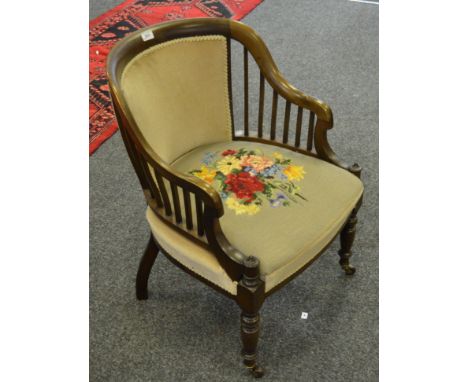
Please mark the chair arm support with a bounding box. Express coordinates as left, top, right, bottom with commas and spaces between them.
314, 118, 362, 178
203, 211, 249, 265
140, 146, 249, 279
140, 144, 249, 277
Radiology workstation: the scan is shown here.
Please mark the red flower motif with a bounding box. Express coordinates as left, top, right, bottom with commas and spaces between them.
221, 149, 237, 156
225, 172, 264, 202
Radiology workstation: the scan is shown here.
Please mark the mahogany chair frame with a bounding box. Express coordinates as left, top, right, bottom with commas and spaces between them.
107, 18, 362, 378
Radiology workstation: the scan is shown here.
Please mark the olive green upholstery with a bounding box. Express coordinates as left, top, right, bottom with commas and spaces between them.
147, 141, 363, 293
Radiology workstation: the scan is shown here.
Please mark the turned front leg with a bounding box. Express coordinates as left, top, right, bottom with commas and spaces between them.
338, 209, 358, 275
237, 256, 265, 378
241, 312, 261, 369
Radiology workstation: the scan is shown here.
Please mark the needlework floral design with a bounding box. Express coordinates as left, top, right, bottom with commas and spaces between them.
189, 148, 307, 215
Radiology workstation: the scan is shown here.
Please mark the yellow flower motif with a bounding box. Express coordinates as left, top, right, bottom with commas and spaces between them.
193, 165, 217, 184
216, 155, 242, 175
225, 197, 260, 215
283, 165, 305, 181
273, 152, 283, 161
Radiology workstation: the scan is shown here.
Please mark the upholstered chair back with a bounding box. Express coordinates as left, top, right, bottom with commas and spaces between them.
120, 36, 232, 163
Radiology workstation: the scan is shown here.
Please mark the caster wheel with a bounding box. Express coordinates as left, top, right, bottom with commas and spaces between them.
252, 365, 264, 378
343, 264, 356, 275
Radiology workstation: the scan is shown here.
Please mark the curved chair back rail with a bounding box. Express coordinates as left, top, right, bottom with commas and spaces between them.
107, 18, 358, 284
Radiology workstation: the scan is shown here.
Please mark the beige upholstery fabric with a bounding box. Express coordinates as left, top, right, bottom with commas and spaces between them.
121, 36, 232, 163
146, 141, 363, 293
146, 208, 238, 295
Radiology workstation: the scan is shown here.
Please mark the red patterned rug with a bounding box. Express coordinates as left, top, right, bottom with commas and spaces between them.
89, 0, 263, 155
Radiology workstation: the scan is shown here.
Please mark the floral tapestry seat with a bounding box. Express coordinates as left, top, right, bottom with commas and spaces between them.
147, 140, 363, 293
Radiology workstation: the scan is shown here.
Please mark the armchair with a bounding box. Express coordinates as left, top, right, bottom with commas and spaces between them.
107, 18, 363, 378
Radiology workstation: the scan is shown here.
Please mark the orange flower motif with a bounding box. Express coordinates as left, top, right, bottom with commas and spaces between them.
240, 155, 274, 172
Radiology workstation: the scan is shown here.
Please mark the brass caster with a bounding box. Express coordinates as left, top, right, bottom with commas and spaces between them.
251, 365, 264, 378
342, 264, 356, 276
339, 254, 356, 276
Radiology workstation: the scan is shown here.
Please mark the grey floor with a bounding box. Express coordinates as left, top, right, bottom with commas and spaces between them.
90, 0, 378, 381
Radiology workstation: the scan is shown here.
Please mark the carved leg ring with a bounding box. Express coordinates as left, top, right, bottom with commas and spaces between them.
338, 209, 358, 275
136, 234, 159, 300
241, 312, 263, 377
238, 256, 265, 378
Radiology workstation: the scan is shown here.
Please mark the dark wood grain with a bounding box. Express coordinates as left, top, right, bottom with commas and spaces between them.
282, 100, 291, 144
195, 196, 204, 237
183, 189, 193, 230
155, 173, 172, 217
139, 153, 163, 208
295, 106, 303, 148
170, 183, 182, 224
270, 90, 278, 140
237, 256, 265, 378
244, 46, 249, 137
258, 72, 265, 138
136, 234, 159, 300
227, 37, 236, 140
338, 208, 358, 275
306, 111, 315, 151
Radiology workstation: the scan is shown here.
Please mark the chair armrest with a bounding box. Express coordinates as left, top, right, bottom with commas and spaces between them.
262, 66, 333, 124
132, 130, 250, 279
265, 68, 361, 176
248, 71, 362, 178
260, 58, 361, 176
129, 128, 249, 273
230, 21, 361, 178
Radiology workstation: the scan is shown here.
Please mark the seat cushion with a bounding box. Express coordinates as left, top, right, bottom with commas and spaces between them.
146, 208, 238, 295
148, 141, 363, 293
